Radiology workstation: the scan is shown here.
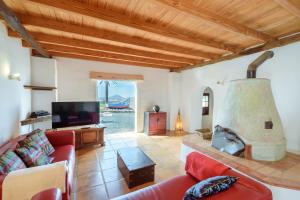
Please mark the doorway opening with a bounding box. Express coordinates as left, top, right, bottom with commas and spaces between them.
201, 87, 214, 130
97, 80, 136, 134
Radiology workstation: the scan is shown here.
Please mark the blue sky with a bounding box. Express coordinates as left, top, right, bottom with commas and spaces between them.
97, 80, 136, 99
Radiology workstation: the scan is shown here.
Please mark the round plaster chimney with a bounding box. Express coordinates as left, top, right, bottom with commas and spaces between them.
216, 78, 286, 161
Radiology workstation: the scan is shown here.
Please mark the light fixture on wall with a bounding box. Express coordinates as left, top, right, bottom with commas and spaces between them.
175, 110, 183, 134
8, 73, 21, 81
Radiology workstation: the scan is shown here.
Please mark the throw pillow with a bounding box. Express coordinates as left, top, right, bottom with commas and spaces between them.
15, 141, 52, 167
21, 129, 55, 156
0, 150, 27, 175
183, 176, 238, 200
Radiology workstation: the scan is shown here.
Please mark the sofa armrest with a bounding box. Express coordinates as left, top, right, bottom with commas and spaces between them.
0, 175, 5, 199
31, 188, 62, 200
2, 161, 67, 200
45, 130, 75, 147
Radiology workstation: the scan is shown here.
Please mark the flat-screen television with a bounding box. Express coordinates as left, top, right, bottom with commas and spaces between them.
52, 101, 100, 128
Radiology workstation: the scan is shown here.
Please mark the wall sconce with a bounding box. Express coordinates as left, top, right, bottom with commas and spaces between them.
8, 73, 21, 81
175, 110, 183, 134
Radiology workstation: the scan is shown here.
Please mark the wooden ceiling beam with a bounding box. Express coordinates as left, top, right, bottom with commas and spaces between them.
177, 32, 300, 71
27, 0, 240, 53
23, 42, 187, 67
274, 0, 300, 19
152, 0, 274, 41
0, 0, 49, 57
7, 29, 199, 64
90, 71, 144, 81
32, 50, 177, 70
17, 14, 220, 59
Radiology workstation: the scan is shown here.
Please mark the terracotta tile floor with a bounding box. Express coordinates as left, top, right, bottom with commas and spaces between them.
72, 132, 186, 200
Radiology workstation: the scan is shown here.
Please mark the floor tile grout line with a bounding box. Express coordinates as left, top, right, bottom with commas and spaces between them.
96, 149, 110, 200
76, 182, 104, 194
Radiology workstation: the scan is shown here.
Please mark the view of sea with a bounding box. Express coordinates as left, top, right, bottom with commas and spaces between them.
97, 80, 136, 133
100, 112, 135, 134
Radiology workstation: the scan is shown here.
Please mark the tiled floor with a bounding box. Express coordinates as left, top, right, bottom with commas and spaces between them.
72, 132, 186, 200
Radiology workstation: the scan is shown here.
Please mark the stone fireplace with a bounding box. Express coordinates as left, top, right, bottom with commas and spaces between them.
213, 51, 286, 161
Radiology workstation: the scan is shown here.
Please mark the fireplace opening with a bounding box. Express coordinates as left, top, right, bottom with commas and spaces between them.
212, 125, 246, 157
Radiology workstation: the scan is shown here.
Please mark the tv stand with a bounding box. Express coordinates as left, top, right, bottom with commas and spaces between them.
81, 127, 91, 129
75, 127, 105, 150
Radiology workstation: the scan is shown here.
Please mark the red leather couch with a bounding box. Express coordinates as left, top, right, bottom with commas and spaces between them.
114, 152, 272, 200
0, 130, 75, 200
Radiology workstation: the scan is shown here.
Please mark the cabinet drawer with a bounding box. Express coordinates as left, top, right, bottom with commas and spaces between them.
82, 131, 98, 144
149, 112, 166, 118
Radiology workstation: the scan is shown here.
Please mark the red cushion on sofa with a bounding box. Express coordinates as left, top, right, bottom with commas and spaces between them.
51, 145, 74, 163
185, 152, 229, 180
45, 131, 75, 147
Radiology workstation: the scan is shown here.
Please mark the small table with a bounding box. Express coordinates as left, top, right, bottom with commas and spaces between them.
117, 147, 156, 188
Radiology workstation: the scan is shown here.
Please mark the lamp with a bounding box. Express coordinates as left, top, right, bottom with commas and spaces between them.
175, 110, 183, 133
8, 73, 21, 81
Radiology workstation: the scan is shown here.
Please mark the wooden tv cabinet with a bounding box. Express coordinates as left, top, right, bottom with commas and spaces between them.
75, 127, 105, 150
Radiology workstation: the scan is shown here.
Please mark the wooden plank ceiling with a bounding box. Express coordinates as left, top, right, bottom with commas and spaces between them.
1, 0, 300, 71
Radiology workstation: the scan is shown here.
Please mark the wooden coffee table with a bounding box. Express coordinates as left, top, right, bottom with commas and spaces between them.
117, 147, 156, 188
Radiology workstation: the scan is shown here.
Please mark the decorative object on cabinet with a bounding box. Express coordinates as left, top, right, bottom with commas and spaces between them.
152, 105, 160, 112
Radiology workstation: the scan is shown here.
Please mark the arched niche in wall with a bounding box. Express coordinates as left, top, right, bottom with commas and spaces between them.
201, 87, 214, 130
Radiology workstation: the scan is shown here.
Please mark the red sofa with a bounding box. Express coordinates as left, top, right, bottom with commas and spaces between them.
114, 152, 272, 200
0, 130, 75, 200
31, 188, 62, 200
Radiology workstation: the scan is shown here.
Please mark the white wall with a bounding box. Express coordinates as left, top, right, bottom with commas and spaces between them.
0, 23, 31, 144
168, 72, 181, 130
31, 57, 57, 130
180, 42, 300, 153
55, 57, 170, 132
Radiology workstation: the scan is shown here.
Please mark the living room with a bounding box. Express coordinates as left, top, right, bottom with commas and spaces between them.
0, 0, 300, 200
